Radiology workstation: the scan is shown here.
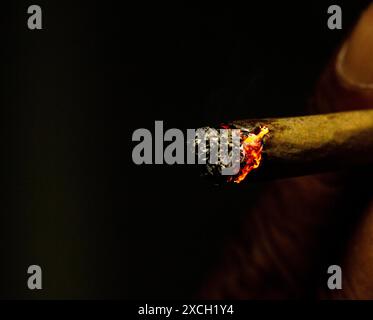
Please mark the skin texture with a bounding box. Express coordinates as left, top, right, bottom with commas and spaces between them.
199, 3, 373, 299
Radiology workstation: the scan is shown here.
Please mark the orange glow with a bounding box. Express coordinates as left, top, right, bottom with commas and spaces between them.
232, 126, 269, 184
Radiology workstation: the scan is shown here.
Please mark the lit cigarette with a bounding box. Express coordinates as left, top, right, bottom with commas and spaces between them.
203, 109, 373, 183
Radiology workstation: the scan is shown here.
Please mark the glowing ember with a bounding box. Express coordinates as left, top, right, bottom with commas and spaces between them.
194, 124, 269, 184
230, 126, 269, 184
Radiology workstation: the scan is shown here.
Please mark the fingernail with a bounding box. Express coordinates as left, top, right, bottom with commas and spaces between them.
336, 4, 373, 89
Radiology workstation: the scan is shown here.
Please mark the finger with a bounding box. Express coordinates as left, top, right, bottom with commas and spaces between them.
319, 2, 373, 300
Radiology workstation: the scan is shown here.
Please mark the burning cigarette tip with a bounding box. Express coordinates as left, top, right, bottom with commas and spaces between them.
194, 124, 269, 184
229, 125, 269, 184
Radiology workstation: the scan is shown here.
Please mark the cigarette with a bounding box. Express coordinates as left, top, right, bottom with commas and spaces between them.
202, 109, 373, 183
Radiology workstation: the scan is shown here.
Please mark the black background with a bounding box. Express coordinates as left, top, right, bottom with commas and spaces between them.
0, 0, 371, 299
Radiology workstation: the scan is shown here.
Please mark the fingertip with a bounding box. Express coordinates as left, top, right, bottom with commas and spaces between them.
337, 4, 373, 89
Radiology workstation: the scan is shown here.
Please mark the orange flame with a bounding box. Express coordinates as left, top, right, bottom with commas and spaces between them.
232, 126, 269, 184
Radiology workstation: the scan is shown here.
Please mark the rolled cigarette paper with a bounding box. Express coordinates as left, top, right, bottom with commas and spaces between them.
204, 109, 373, 183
